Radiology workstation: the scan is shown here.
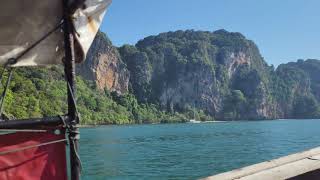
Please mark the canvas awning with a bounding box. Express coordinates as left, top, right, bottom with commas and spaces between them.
0, 0, 112, 67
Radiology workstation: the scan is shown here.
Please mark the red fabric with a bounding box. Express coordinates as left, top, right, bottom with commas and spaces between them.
0, 131, 67, 180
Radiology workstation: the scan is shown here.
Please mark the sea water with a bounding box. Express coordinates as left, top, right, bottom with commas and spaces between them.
80, 119, 320, 180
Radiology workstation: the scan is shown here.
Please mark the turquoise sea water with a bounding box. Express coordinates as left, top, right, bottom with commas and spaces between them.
80, 119, 320, 180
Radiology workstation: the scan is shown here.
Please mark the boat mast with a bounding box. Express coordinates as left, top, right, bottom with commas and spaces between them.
63, 0, 80, 179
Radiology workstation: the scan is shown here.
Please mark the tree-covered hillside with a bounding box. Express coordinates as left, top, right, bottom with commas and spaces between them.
0, 66, 201, 124
1, 30, 319, 124
119, 30, 269, 120
118, 30, 320, 120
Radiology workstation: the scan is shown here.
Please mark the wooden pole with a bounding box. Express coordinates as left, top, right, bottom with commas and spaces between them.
63, 0, 81, 179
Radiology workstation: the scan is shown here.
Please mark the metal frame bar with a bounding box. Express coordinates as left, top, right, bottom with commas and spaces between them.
0, 116, 68, 129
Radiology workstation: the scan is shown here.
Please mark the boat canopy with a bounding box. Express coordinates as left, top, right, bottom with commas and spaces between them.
0, 0, 112, 67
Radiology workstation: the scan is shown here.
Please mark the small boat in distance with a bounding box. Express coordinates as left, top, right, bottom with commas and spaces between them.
189, 105, 202, 123
189, 119, 201, 123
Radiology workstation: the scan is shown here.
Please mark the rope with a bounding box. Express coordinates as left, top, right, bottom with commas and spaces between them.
67, 82, 81, 122
0, 138, 67, 156
0, 59, 14, 91
70, 133, 83, 172
62, 83, 83, 172
0, 20, 64, 120
63, 82, 83, 172
0, 67, 7, 87
59, 110, 82, 172
0, 67, 9, 114
59, 115, 68, 128
0, 69, 13, 120
13, 21, 64, 63
0, 20, 63, 69
67, 127, 83, 173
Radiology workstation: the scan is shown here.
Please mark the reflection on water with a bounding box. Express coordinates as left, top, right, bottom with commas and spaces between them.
80, 119, 320, 180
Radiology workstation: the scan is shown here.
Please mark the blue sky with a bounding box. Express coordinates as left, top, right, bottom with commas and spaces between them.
100, 0, 320, 66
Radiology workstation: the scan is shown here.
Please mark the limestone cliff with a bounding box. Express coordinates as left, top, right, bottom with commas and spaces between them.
81, 30, 320, 120
119, 30, 278, 120
77, 32, 129, 94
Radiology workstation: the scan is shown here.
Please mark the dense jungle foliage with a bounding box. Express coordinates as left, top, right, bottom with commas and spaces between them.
2, 30, 319, 124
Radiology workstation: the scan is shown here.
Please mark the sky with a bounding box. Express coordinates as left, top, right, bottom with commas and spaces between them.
100, 0, 320, 66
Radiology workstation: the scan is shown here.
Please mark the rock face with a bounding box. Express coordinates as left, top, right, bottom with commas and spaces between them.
273, 59, 320, 119
77, 32, 129, 94
81, 29, 320, 120
118, 30, 280, 120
